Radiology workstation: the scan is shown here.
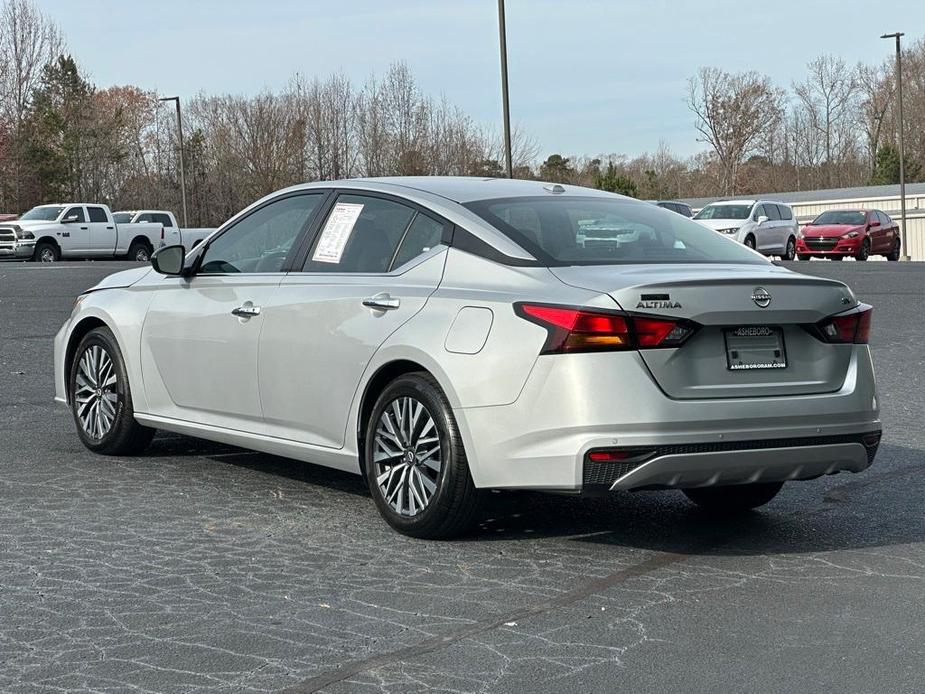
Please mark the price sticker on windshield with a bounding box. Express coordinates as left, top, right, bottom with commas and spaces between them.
312, 203, 364, 263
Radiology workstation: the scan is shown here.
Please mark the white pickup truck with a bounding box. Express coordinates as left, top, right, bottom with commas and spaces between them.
9, 203, 165, 262
113, 210, 215, 250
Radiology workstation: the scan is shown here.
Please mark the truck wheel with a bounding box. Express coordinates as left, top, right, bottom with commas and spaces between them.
34, 241, 60, 263
683, 482, 783, 513
70, 326, 155, 455
128, 241, 152, 262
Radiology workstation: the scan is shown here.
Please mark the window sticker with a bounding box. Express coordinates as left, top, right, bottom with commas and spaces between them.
312, 202, 364, 263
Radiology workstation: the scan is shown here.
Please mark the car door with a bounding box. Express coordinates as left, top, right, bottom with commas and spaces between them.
764, 203, 785, 252
873, 211, 891, 253
139, 192, 326, 432
752, 204, 771, 251
87, 205, 116, 253
258, 191, 449, 448
60, 206, 90, 255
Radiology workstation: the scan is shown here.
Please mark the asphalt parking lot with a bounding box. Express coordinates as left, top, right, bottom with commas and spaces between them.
1, 260, 923, 693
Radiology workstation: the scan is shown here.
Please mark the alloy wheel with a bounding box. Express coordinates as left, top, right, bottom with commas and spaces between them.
373, 396, 442, 517
40, 248, 56, 262
134, 248, 150, 262
74, 345, 119, 439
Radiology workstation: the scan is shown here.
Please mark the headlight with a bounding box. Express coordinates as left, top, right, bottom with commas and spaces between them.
719, 227, 739, 235
11, 225, 34, 240
841, 231, 859, 239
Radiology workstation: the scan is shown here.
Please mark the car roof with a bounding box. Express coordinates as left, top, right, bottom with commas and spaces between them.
291, 176, 622, 204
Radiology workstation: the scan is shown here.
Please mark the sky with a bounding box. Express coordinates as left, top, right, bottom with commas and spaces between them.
38, 0, 925, 160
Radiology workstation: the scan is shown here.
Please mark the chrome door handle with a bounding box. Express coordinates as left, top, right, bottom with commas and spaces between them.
362, 294, 400, 311
231, 304, 261, 318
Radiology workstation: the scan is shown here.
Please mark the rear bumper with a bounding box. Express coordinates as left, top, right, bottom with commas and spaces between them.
455, 348, 880, 491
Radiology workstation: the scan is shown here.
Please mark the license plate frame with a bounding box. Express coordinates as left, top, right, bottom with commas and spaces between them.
723, 326, 787, 371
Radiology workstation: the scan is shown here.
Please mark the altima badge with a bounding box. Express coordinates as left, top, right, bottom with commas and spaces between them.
751, 287, 772, 308
636, 293, 681, 309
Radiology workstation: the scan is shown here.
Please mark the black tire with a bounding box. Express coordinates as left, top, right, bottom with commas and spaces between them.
128, 240, 153, 262
856, 239, 870, 262
69, 327, 155, 455
364, 372, 481, 539
34, 241, 60, 263
797, 254, 811, 261
744, 235, 756, 250
683, 482, 783, 513
830, 256, 843, 261
887, 239, 901, 261
782, 236, 796, 261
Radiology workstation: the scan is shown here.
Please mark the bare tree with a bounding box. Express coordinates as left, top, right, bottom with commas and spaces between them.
793, 55, 861, 187
687, 67, 784, 194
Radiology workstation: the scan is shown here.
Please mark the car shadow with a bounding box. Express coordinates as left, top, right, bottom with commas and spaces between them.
141, 435, 925, 556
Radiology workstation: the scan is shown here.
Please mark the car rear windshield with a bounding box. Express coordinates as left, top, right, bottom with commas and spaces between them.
811, 211, 866, 226
20, 206, 64, 221
464, 196, 767, 266
693, 204, 752, 220
112, 212, 134, 224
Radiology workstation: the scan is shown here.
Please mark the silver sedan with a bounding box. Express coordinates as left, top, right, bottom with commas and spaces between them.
54, 177, 881, 538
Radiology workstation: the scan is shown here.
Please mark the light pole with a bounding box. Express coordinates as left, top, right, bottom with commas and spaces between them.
880, 32, 909, 260
497, 0, 513, 178
159, 96, 188, 227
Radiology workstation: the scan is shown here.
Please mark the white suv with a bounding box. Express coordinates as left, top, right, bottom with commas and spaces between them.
694, 200, 798, 259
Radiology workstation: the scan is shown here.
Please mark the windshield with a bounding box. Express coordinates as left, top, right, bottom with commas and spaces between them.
20, 205, 64, 221
464, 196, 767, 266
811, 211, 866, 226
112, 212, 134, 224
694, 204, 753, 220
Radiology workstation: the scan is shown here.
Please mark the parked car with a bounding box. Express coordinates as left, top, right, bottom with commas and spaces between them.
12, 203, 165, 262
694, 200, 799, 259
796, 209, 901, 261
0, 213, 18, 222
55, 178, 880, 538
113, 210, 215, 250
647, 200, 694, 217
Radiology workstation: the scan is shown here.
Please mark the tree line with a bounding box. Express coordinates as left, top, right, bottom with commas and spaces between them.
1, 0, 923, 226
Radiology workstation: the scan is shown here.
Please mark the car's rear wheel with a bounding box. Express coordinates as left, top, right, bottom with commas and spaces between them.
887, 239, 901, 261
682, 482, 783, 513
128, 240, 152, 262
782, 236, 796, 261
364, 372, 481, 539
856, 239, 870, 262
70, 327, 155, 455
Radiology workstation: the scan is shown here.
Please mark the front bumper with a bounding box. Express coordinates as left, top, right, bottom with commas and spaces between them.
0, 241, 35, 259
455, 349, 881, 491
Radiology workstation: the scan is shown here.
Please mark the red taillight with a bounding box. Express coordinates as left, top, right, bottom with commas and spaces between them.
515, 303, 697, 354
816, 304, 872, 344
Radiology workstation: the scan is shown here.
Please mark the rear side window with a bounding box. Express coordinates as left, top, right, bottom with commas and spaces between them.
303, 194, 416, 273
87, 206, 108, 223
64, 207, 86, 223
391, 213, 445, 269
464, 196, 767, 266
777, 205, 793, 220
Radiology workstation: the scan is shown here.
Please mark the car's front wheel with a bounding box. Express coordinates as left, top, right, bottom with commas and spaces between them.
682, 482, 783, 513
70, 327, 155, 455
364, 372, 481, 539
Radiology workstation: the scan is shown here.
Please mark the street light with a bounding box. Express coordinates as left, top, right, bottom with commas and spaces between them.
158, 96, 188, 228
880, 32, 909, 260
497, 0, 513, 178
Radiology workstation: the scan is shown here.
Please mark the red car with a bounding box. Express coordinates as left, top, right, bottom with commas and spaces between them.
796, 209, 901, 261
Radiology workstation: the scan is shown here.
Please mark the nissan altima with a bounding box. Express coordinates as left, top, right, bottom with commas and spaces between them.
54, 177, 881, 538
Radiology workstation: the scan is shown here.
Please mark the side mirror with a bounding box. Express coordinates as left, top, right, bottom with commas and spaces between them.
151, 244, 186, 275
757, 215, 769, 225
62, 214, 79, 223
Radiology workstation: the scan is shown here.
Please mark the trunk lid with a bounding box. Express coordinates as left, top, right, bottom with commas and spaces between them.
550, 263, 859, 399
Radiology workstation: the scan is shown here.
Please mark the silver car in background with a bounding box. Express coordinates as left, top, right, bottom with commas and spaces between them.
695, 199, 799, 259
54, 177, 880, 538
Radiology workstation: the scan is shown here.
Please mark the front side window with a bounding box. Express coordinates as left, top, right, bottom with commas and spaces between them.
465, 196, 767, 266
694, 204, 753, 221
87, 207, 108, 223
200, 194, 323, 274
64, 207, 86, 223
878, 211, 892, 226
764, 204, 781, 221
302, 194, 416, 273
153, 213, 174, 227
